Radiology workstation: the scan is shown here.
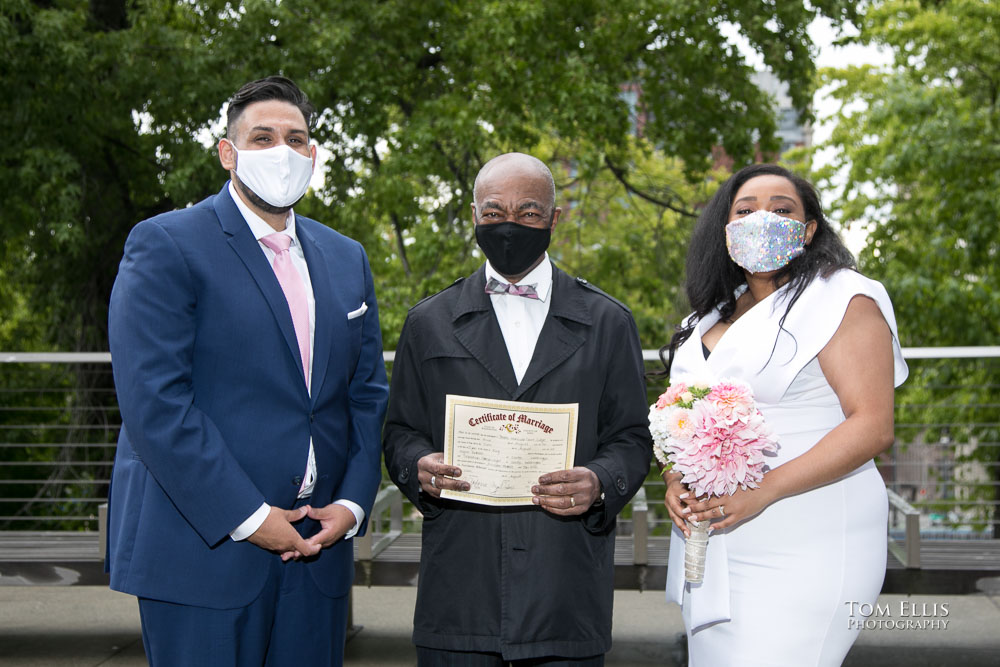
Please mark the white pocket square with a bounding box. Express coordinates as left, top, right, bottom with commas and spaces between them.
347, 302, 368, 320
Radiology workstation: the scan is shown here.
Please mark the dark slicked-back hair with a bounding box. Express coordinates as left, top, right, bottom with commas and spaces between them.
226, 76, 315, 140
658, 163, 856, 375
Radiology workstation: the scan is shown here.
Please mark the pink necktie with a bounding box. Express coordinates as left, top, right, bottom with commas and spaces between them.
260, 233, 310, 387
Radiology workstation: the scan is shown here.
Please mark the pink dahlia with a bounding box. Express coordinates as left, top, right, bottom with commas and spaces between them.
706, 380, 754, 422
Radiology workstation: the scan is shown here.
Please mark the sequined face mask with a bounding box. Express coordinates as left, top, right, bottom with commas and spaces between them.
725, 209, 807, 273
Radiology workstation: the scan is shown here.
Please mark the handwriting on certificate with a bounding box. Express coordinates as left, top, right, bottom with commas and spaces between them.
440, 395, 579, 506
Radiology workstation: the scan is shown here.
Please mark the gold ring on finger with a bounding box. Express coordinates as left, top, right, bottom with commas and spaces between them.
569, 495, 576, 508
430, 475, 437, 489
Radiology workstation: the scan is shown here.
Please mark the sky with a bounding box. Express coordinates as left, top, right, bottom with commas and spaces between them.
809, 17, 891, 252
809, 16, 891, 153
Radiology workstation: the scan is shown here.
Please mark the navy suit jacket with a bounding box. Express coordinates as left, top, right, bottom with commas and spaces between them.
107, 184, 388, 608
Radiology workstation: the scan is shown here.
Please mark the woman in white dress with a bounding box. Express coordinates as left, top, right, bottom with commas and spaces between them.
660, 164, 908, 666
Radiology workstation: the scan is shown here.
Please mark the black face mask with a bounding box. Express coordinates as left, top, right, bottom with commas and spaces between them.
475, 221, 551, 277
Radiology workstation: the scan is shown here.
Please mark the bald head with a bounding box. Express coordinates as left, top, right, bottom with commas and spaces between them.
473, 153, 557, 215
470, 152, 562, 281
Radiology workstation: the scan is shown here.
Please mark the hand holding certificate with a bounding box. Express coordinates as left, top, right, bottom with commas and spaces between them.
441, 395, 579, 507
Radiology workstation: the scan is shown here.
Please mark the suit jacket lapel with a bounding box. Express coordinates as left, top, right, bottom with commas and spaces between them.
452, 266, 519, 397
512, 265, 589, 400
297, 219, 337, 403
214, 185, 307, 389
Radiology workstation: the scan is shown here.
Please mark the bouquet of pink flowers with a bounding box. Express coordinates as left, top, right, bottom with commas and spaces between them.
649, 378, 778, 583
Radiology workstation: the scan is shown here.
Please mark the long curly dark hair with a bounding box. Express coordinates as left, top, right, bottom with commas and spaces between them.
658, 164, 856, 375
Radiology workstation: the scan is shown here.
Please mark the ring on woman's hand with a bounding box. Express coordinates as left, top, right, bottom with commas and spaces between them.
569, 495, 576, 508
718, 505, 725, 517
430, 475, 437, 489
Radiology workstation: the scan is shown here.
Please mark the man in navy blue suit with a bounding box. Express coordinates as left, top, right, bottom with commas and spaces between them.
107, 76, 388, 666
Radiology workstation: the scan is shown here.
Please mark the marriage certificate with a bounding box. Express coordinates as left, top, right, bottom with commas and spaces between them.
440, 395, 579, 507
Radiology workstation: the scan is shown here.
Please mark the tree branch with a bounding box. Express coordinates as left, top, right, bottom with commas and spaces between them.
390, 213, 412, 277
603, 156, 697, 218
369, 143, 411, 276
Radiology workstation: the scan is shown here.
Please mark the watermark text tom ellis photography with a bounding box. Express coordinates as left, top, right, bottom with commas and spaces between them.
845, 600, 950, 630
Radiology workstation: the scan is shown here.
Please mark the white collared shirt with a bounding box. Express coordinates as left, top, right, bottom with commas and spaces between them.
485, 255, 553, 384
227, 182, 363, 541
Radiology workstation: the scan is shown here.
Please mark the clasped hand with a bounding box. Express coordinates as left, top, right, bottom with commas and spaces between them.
247, 503, 357, 561
417, 453, 601, 515
663, 472, 774, 536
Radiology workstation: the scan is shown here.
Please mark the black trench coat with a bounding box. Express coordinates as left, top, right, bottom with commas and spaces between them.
383, 263, 652, 660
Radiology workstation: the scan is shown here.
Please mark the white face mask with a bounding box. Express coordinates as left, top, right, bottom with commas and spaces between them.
230, 142, 313, 208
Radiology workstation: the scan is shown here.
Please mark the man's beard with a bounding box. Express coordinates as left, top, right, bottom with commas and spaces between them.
236, 178, 299, 215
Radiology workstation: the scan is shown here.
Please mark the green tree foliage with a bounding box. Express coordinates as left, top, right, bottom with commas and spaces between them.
2, 0, 856, 352
818, 0, 999, 346
543, 137, 729, 345
818, 0, 1000, 536
1, 0, 852, 528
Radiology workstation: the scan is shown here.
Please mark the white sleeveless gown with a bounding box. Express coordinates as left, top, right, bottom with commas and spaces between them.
665, 270, 909, 666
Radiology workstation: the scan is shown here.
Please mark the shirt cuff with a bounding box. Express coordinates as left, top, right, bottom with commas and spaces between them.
230, 502, 270, 541
335, 499, 365, 539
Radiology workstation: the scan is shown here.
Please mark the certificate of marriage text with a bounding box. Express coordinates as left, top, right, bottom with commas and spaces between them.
440, 394, 579, 506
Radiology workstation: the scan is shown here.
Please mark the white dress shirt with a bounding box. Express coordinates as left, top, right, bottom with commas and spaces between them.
227, 182, 364, 541
485, 255, 553, 384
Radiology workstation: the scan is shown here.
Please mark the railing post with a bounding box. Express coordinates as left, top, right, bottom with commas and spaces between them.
886, 489, 921, 569
355, 486, 404, 563
390, 490, 403, 534
98, 503, 108, 561
905, 508, 921, 569
631, 487, 648, 566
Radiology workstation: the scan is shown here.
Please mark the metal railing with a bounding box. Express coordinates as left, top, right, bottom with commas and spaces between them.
639, 347, 1000, 547
2, 349, 999, 545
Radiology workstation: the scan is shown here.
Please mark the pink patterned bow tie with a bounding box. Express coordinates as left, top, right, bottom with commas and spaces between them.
485, 277, 539, 299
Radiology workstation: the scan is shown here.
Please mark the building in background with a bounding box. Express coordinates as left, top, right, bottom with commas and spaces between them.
753, 70, 813, 153
620, 70, 812, 164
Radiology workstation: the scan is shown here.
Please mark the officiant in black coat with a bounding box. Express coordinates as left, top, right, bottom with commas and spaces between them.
383, 152, 652, 665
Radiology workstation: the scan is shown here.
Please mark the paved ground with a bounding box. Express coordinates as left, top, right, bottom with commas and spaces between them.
1, 583, 999, 665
